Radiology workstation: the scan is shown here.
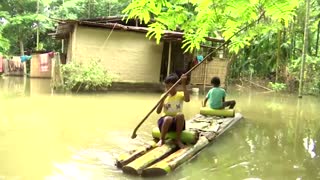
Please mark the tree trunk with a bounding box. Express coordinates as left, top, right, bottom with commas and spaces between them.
290, 20, 295, 60
291, 17, 296, 59
298, 0, 310, 98
19, 39, 24, 56
316, 21, 320, 56
276, 30, 281, 82
19, 38, 26, 76
36, 0, 40, 50
282, 24, 288, 82
88, 0, 91, 18
108, 1, 111, 16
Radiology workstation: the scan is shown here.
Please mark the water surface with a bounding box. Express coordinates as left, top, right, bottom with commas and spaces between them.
0, 77, 319, 180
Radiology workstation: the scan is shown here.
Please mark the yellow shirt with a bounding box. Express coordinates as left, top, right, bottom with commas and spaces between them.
162, 92, 184, 116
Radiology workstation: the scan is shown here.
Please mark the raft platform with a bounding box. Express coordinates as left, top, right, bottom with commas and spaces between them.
115, 110, 243, 177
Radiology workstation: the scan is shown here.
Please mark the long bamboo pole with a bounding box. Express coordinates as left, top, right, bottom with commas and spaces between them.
131, 11, 266, 139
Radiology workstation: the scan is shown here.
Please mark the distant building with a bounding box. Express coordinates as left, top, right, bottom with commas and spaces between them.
51, 16, 229, 89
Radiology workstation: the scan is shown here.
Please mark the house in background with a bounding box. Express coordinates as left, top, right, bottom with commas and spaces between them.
50, 16, 230, 90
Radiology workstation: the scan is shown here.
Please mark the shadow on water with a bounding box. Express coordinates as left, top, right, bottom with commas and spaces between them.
0, 77, 320, 179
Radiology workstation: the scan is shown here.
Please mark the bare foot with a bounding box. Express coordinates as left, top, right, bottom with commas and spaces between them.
157, 139, 164, 147
176, 140, 186, 149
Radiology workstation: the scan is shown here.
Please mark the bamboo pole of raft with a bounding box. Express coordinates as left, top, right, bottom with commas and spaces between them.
215, 113, 243, 137
151, 128, 199, 144
140, 114, 243, 177
131, 10, 266, 139
115, 141, 157, 168
141, 136, 209, 177
122, 143, 176, 175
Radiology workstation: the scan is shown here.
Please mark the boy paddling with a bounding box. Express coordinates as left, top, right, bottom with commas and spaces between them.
156, 74, 190, 149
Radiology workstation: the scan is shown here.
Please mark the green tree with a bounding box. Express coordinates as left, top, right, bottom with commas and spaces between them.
50, 0, 130, 19
123, 0, 299, 53
0, 11, 9, 54
228, 0, 320, 95
0, 0, 53, 55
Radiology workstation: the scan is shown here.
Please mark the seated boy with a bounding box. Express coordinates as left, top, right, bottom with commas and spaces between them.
156, 73, 190, 149
203, 76, 236, 109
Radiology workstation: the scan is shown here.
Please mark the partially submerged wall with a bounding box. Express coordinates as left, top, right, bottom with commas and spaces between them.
70, 26, 163, 83
30, 54, 52, 78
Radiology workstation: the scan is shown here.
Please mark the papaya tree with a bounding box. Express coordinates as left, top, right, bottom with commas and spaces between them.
122, 0, 299, 53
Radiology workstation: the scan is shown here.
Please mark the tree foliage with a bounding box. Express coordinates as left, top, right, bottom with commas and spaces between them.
229, 0, 320, 95
50, 0, 130, 19
0, 11, 9, 54
0, 0, 130, 55
0, 0, 54, 55
123, 0, 299, 53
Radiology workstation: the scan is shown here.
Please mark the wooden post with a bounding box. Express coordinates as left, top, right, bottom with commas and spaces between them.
167, 42, 172, 77
51, 53, 55, 95
61, 39, 64, 53
51, 53, 56, 83
71, 24, 78, 61
203, 59, 207, 95
51, 52, 64, 93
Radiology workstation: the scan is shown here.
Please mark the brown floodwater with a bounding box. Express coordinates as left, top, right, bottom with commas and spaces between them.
0, 76, 319, 180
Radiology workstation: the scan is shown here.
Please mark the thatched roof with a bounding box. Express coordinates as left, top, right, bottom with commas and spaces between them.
50, 16, 224, 43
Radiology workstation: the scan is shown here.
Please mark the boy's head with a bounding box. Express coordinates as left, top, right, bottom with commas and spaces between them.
164, 74, 179, 95
211, 76, 221, 87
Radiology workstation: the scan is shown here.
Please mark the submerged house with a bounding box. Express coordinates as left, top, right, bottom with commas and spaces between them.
51, 16, 230, 90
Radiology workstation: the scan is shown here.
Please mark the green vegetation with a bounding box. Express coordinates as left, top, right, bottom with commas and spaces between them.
268, 82, 287, 92
0, 0, 129, 56
61, 59, 114, 92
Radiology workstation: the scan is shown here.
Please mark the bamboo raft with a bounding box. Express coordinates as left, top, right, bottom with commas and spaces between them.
115, 108, 243, 177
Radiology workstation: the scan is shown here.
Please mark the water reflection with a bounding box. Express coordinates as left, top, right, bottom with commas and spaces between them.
0, 77, 320, 179
303, 138, 316, 158
0, 76, 29, 98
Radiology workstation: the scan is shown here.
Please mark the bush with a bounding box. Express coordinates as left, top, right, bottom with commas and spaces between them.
268, 82, 286, 92
61, 59, 114, 92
